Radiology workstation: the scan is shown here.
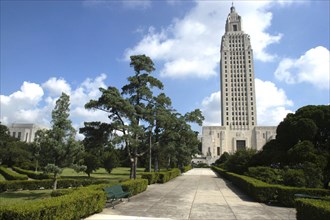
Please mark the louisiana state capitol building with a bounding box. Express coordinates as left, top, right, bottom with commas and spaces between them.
201, 5, 277, 164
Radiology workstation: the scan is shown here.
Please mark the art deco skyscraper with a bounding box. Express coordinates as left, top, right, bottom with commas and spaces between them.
220, 5, 257, 129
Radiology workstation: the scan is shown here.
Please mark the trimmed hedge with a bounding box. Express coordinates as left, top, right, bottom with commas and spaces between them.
12, 166, 51, 180
121, 178, 148, 196
295, 198, 330, 220
183, 165, 192, 173
0, 186, 105, 220
0, 167, 28, 181
141, 168, 181, 185
0, 178, 109, 192
212, 166, 330, 207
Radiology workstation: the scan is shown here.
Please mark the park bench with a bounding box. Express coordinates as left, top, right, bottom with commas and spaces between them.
104, 185, 132, 208
294, 194, 323, 200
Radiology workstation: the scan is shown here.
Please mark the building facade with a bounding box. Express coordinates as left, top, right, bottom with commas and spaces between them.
201, 5, 277, 164
8, 123, 44, 143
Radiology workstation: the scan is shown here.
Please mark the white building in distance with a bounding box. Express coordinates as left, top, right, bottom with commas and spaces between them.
201, 5, 277, 164
8, 123, 45, 143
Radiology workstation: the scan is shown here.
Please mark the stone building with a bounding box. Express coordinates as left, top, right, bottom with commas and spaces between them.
201, 5, 277, 164
8, 123, 45, 143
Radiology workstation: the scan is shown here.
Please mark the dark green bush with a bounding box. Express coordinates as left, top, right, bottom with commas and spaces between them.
141, 172, 159, 185
50, 188, 75, 197
121, 178, 148, 196
224, 149, 256, 174
0, 186, 105, 220
215, 152, 230, 165
194, 163, 209, 168
141, 168, 180, 184
246, 166, 281, 184
0, 178, 109, 192
295, 198, 330, 220
212, 166, 330, 207
282, 169, 306, 187
12, 166, 51, 180
183, 165, 192, 172
0, 167, 28, 181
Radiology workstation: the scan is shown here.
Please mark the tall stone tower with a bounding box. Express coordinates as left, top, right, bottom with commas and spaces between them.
200, 5, 277, 164
220, 5, 257, 129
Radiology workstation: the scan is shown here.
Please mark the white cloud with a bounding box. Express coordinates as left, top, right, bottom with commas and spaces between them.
82, 0, 151, 9
275, 46, 330, 90
201, 91, 221, 126
42, 77, 71, 97
124, 1, 299, 79
1, 74, 109, 132
200, 79, 293, 126
255, 78, 293, 125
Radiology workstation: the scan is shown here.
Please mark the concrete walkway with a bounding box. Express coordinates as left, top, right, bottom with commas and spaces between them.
86, 168, 296, 220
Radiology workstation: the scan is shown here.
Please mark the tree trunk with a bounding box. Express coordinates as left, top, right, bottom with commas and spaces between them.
154, 156, 159, 172
130, 157, 134, 179
149, 128, 152, 172
53, 173, 58, 190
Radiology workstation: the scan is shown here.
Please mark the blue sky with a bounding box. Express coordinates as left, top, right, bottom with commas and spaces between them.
1, 0, 329, 136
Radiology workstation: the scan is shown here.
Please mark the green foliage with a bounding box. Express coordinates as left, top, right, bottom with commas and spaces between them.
194, 163, 210, 168
120, 178, 148, 196
103, 151, 119, 174
12, 166, 50, 180
215, 152, 230, 165
224, 149, 256, 174
183, 165, 192, 173
0, 167, 28, 181
282, 169, 306, 187
71, 164, 87, 174
295, 198, 330, 220
141, 168, 181, 184
0, 186, 105, 220
246, 166, 281, 184
0, 178, 109, 193
212, 166, 330, 207
82, 152, 100, 177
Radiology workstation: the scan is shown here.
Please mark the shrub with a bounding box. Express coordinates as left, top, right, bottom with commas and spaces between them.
0, 186, 105, 220
224, 149, 256, 174
295, 198, 330, 220
282, 169, 306, 187
141, 172, 159, 185
121, 179, 148, 196
212, 166, 330, 207
194, 163, 209, 168
12, 166, 51, 180
246, 166, 281, 184
141, 168, 181, 184
183, 165, 192, 173
215, 152, 230, 165
0, 167, 28, 181
0, 178, 109, 192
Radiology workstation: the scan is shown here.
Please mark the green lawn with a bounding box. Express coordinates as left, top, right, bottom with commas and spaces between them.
0, 189, 53, 206
61, 167, 145, 181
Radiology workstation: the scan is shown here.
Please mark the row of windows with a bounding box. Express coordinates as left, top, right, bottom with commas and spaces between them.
224, 69, 252, 73
226, 122, 255, 126
224, 78, 252, 83
226, 111, 254, 116
224, 64, 252, 69
224, 51, 251, 56
224, 60, 251, 64
225, 55, 251, 60
226, 116, 254, 120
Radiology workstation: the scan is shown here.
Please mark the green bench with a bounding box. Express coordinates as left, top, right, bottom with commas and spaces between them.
104, 185, 132, 208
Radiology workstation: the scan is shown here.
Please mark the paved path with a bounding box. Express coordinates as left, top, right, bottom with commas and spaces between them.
86, 168, 296, 220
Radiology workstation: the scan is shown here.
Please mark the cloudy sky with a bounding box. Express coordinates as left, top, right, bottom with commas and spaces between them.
1, 0, 329, 134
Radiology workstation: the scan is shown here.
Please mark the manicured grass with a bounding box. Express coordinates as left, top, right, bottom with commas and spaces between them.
0, 189, 53, 206
61, 167, 145, 181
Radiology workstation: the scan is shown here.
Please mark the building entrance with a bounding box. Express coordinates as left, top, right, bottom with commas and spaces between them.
236, 140, 246, 150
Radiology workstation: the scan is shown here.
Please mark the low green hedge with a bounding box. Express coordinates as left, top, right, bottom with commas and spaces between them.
121, 178, 148, 196
141, 168, 181, 185
0, 178, 109, 192
212, 166, 330, 207
0, 186, 105, 220
12, 166, 51, 180
295, 198, 330, 220
183, 165, 192, 173
0, 167, 28, 181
